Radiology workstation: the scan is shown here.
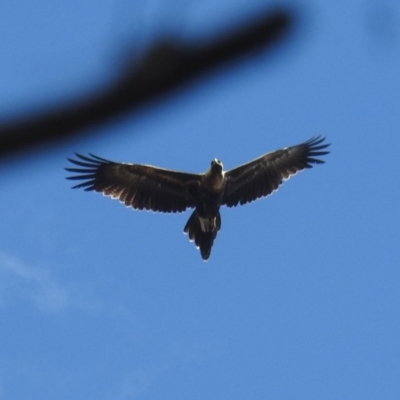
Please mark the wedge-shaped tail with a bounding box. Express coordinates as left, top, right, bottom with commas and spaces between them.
184, 211, 221, 261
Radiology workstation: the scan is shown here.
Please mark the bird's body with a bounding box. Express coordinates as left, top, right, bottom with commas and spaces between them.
66, 136, 329, 260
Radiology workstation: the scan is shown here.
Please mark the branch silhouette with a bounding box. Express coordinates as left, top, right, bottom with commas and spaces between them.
0, 9, 294, 161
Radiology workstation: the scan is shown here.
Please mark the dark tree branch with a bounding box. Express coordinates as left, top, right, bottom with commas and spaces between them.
0, 9, 295, 162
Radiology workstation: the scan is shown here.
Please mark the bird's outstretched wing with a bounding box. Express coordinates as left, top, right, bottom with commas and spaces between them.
222, 136, 330, 207
66, 154, 201, 213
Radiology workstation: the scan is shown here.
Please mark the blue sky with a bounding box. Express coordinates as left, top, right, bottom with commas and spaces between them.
1, 0, 400, 399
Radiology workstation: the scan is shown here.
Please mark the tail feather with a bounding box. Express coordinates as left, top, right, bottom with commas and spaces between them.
184, 211, 221, 260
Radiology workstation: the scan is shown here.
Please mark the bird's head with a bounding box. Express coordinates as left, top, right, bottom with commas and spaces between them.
210, 158, 223, 173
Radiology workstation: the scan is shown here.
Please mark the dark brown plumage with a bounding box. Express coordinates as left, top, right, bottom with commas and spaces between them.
66, 136, 329, 260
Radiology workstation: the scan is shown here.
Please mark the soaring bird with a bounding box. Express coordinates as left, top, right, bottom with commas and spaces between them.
66, 136, 329, 260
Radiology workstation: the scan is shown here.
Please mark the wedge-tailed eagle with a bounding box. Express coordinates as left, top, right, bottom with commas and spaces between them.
66, 136, 329, 260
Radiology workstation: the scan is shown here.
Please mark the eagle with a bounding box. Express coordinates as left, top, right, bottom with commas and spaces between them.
66, 136, 329, 260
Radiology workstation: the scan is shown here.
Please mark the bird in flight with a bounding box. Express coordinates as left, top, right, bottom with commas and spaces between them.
66, 136, 329, 260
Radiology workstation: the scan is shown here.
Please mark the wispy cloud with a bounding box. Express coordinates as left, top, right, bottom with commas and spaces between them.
0, 251, 68, 312
0, 251, 139, 318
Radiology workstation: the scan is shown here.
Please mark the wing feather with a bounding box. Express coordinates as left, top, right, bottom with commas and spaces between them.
66, 154, 201, 213
223, 136, 330, 207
